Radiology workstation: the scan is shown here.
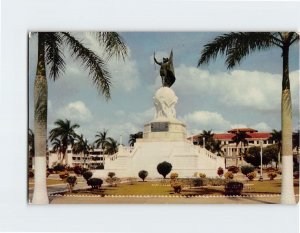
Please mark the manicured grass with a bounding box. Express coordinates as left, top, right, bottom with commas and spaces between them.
65, 179, 299, 196
28, 178, 65, 188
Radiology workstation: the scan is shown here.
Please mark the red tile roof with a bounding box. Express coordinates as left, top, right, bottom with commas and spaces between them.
213, 133, 235, 140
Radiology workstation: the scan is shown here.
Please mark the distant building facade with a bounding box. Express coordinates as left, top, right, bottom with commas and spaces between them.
190, 128, 276, 167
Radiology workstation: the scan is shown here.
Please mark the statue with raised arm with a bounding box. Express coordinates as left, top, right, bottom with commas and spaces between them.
154, 50, 176, 87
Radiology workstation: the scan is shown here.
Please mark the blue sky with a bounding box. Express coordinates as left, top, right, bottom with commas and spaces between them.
28, 32, 299, 146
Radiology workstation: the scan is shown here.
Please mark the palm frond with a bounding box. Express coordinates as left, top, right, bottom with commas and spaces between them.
198, 32, 277, 69
93, 32, 128, 60
43, 32, 65, 80
61, 32, 112, 99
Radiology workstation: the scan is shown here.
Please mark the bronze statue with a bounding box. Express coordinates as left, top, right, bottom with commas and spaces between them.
154, 50, 176, 87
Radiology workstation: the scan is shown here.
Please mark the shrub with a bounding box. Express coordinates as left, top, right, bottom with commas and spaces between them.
108, 172, 116, 178
82, 171, 93, 181
170, 172, 179, 180
199, 173, 206, 178
127, 177, 137, 185
157, 161, 172, 178
207, 178, 227, 186
217, 167, 224, 177
138, 170, 148, 182
224, 171, 234, 179
59, 171, 69, 180
73, 166, 83, 175
225, 181, 244, 195
227, 166, 239, 174
241, 165, 255, 175
28, 170, 34, 178
87, 178, 103, 189
47, 168, 54, 174
66, 176, 77, 192
53, 164, 65, 172
171, 181, 182, 194
266, 167, 277, 173
106, 177, 121, 187
95, 164, 104, 169
193, 178, 203, 187
246, 172, 257, 181
268, 172, 277, 180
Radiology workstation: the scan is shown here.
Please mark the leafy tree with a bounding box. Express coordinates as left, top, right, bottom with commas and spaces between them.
66, 176, 77, 193
49, 119, 79, 165
217, 167, 224, 177
198, 32, 299, 203
210, 140, 224, 156
198, 130, 214, 149
244, 146, 273, 167
138, 170, 148, 182
32, 32, 127, 204
108, 172, 116, 178
128, 131, 143, 146
263, 144, 280, 165
157, 161, 172, 178
87, 178, 103, 189
51, 138, 63, 161
241, 165, 255, 175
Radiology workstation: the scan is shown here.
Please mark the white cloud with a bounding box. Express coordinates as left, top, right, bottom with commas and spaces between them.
180, 110, 231, 133
57, 101, 93, 122
250, 122, 271, 131
173, 65, 299, 112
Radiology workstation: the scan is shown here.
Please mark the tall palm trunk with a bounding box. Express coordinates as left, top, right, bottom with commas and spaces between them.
32, 34, 49, 204
280, 44, 295, 204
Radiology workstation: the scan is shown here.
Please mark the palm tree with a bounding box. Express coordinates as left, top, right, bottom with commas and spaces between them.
198, 130, 214, 150
210, 140, 224, 157
104, 137, 119, 155
292, 130, 299, 153
128, 131, 143, 146
232, 131, 248, 166
32, 32, 127, 204
51, 138, 63, 162
94, 129, 109, 150
72, 134, 90, 168
198, 32, 299, 204
270, 129, 282, 168
49, 119, 79, 165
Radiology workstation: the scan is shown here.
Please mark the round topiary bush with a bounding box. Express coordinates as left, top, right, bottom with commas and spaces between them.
82, 171, 93, 181
199, 173, 206, 178
53, 164, 66, 172
217, 167, 224, 177
171, 181, 182, 194
66, 176, 77, 192
138, 170, 148, 182
227, 166, 239, 174
108, 172, 116, 178
268, 172, 277, 180
73, 165, 83, 175
224, 181, 244, 196
193, 178, 203, 187
157, 161, 172, 178
241, 165, 255, 175
246, 172, 257, 181
170, 172, 179, 180
59, 171, 69, 180
87, 178, 103, 189
224, 171, 234, 179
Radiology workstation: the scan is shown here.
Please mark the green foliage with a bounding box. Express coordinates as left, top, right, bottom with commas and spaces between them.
241, 165, 255, 175
227, 166, 239, 174
82, 171, 93, 181
263, 144, 279, 163
73, 165, 83, 175
157, 161, 172, 178
171, 181, 182, 194
138, 170, 148, 181
224, 171, 234, 179
53, 164, 66, 172
246, 172, 257, 181
108, 172, 116, 178
199, 173, 206, 178
217, 167, 224, 177
66, 176, 77, 192
87, 178, 103, 189
244, 146, 274, 167
59, 171, 69, 180
193, 178, 203, 187
268, 172, 277, 180
95, 164, 104, 169
225, 181, 244, 196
